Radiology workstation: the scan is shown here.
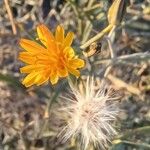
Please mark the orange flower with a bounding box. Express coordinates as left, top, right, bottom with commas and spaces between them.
19, 24, 84, 87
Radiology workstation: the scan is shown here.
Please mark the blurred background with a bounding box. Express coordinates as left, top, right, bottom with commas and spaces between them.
0, 0, 150, 149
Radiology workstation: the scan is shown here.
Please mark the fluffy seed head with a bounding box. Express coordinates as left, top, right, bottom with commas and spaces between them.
58, 77, 120, 150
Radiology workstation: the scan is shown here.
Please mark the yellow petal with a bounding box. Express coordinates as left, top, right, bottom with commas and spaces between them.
50, 69, 59, 84
64, 47, 75, 59
36, 77, 48, 86
58, 67, 68, 77
50, 74, 59, 85
35, 74, 48, 86
69, 59, 85, 68
68, 67, 80, 77
20, 65, 35, 73
19, 52, 36, 64
19, 39, 45, 54
24, 81, 34, 87
63, 32, 74, 47
20, 64, 45, 73
55, 25, 64, 43
22, 72, 38, 87
37, 24, 55, 47
47, 40, 58, 54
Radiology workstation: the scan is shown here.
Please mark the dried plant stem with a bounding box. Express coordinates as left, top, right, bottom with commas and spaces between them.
107, 74, 141, 95
95, 52, 150, 65
104, 26, 116, 77
44, 99, 52, 119
80, 24, 113, 49
4, 0, 17, 35
108, 28, 116, 56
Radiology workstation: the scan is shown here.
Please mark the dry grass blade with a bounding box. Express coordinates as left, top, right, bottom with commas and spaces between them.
4, 0, 17, 35
107, 74, 141, 96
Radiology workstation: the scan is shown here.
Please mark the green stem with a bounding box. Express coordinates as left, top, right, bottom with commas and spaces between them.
122, 140, 150, 149
113, 139, 150, 149
117, 126, 150, 140
44, 85, 63, 118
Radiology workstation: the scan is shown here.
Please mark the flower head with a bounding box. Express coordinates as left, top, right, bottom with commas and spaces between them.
58, 77, 119, 150
19, 24, 84, 87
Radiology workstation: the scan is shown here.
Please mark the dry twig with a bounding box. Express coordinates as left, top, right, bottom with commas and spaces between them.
4, 0, 17, 35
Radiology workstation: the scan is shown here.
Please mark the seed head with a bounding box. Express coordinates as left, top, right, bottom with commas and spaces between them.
58, 77, 120, 150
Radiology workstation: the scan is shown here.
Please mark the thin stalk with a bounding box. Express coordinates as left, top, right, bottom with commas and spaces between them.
80, 24, 113, 49
113, 139, 150, 149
